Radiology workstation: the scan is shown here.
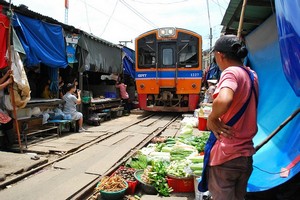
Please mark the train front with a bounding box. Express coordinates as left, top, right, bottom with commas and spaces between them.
135, 27, 202, 112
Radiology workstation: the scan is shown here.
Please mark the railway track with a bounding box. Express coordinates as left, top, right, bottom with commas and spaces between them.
0, 112, 183, 200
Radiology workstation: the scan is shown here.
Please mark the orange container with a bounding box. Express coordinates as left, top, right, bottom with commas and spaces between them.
167, 177, 194, 193
198, 117, 207, 131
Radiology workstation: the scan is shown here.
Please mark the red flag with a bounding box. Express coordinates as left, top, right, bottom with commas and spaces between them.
65, 0, 69, 9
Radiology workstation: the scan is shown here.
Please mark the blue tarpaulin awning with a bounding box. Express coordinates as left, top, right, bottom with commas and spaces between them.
122, 46, 135, 79
12, 13, 68, 68
245, 12, 300, 193
275, 0, 300, 96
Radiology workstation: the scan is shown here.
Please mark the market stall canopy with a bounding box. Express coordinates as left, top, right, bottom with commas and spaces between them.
221, 0, 300, 193
12, 13, 68, 68
77, 32, 122, 74
275, 0, 300, 96
221, 0, 275, 36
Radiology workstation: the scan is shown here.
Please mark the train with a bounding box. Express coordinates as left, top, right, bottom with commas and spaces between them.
135, 27, 203, 112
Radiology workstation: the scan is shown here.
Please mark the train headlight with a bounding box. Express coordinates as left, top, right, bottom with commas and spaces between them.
192, 83, 197, 89
140, 84, 145, 89
158, 27, 176, 38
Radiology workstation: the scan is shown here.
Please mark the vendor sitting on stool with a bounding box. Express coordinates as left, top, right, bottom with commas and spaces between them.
62, 83, 85, 132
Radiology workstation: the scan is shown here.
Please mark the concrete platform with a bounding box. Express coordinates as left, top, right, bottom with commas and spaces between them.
0, 151, 48, 182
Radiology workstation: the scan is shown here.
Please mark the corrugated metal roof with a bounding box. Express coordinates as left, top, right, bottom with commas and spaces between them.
221, 0, 275, 36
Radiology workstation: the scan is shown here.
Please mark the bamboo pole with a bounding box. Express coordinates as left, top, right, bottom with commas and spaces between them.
237, 0, 247, 39
6, 4, 23, 153
255, 108, 300, 152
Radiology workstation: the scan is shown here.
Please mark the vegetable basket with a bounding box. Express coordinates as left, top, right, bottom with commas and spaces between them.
98, 181, 128, 200
167, 176, 194, 193
134, 170, 157, 195
111, 166, 138, 195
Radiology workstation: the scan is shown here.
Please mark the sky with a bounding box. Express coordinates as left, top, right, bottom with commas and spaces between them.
8, 0, 230, 50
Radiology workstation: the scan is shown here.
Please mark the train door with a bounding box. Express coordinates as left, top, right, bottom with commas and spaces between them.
157, 42, 177, 88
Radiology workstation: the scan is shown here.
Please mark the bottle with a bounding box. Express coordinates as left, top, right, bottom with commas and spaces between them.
198, 106, 204, 117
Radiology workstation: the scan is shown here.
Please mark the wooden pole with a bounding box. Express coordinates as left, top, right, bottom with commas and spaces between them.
237, 0, 247, 39
6, 4, 23, 153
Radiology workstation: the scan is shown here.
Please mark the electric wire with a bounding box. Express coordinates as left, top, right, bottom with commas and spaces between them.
253, 164, 298, 175
119, 0, 157, 28
214, 0, 224, 16
84, 0, 92, 33
211, 0, 228, 10
75, 0, 140, 32
129, 0, 189, 5
100, 0, 119, 37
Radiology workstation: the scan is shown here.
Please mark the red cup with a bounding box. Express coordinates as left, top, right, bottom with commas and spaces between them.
198, 117, 207, 131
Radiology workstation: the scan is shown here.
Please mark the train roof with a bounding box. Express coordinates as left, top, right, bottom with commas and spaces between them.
135, 27, 201, 39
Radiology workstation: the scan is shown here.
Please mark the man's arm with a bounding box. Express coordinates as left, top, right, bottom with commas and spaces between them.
75, 90, 81, 104
207, 87, 233, 139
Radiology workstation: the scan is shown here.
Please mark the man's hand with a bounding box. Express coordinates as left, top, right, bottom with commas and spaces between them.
5, 69, 12, 77
207, 115, 232, 140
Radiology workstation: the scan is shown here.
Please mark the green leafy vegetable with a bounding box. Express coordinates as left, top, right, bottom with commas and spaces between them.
148, 161, 173, 196
126, 154, 148, 170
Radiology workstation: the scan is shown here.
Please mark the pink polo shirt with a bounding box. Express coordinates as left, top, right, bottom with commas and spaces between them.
209, 66, 259, 166
116, 83, 129, 99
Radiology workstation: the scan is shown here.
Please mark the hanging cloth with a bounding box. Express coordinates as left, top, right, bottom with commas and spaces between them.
49, 67, 59, 93
12, 27, 25, 55
9, 45, 31, 109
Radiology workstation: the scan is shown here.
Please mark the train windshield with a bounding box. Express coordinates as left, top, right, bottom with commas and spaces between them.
159, 43, 176, 68
137, 33, 156, 68
163, 48, 173, 65
177, 32, 199, 67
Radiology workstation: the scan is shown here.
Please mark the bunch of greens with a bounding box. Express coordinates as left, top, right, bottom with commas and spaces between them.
155, 142, 166, 152
166, 159, 192, 178
148, 161, 173, 196
177, 131, 210, 152
126, 154, 148, 170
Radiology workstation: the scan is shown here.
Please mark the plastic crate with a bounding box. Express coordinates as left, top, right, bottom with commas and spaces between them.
111, 166, 138, 195
105, 92, 117, 98
167, 177, 195, 193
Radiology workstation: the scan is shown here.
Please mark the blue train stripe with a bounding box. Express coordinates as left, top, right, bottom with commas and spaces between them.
136, 70, 202, 79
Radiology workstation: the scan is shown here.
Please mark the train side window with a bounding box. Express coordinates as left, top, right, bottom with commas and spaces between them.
177, 32, 199, 67
178, 45, 198, 66
138, 47, 156, 68
137, 34, 156, 68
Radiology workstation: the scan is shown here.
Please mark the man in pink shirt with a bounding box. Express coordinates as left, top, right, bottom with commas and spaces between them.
206, 35, 259, 200
115, 80, 130, 115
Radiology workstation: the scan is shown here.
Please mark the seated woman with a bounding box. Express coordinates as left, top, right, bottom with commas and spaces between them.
62, 83, 85, 132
